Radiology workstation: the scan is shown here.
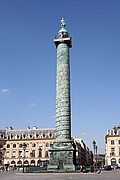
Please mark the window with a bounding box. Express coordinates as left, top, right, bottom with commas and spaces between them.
6, 144, 10, 148
111, 158, 116, 166
12, 151, 16, 158
30, 134, 32, 138
119, 158, 120, 164
25, 151, 29, 158
38, 160, 42, 167
17, 160, 22, 166
118, 140, 120, 145
11, 134, 13, 139
6, 151, 10, 158
38, 149, 42, 158
24, 160, 29, 165
11, 160, 15, 165
36, 134, 39, 138
32, 143, 36, 147
31, 160, 35, 166
13, 144, 16, 148
111, 148, 115, 155
46, 143, 49, 147
45, 151, 49, 157
19, 144, 22, 148
119, 148, 120, 155
0, 152, 2, 158
49, 133, 52, 137
18, 150, 22, 157
32, 150, 35, 157
23, 134, 26, 139
111, 140, 114, 145
0, 144, 3, 148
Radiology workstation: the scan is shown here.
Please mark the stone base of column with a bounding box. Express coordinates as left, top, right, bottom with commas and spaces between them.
48, 140, 75, 170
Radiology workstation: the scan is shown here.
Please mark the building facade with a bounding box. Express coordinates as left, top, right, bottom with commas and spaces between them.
0, 126, 93, 169
105, 124, 120, 167
74, 138, 93, 166
0, 130, 6, 167
0, 126, 55, 168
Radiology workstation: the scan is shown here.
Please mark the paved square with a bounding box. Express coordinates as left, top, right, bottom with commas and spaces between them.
0, 170, 120, 180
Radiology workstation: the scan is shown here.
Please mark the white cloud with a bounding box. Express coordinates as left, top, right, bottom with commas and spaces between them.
28, 103, 36, 106
0, 88, 10, 93
81, 132, 93, 136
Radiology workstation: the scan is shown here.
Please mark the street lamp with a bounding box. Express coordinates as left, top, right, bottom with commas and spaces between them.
22, 143, 27, 173
2, 148, 6, 168
38, 147, 42, 167
95, 145, 98, 170
92, 140, 96, 171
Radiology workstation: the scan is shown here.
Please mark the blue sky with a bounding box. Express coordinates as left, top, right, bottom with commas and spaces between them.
0, 0, 120, 153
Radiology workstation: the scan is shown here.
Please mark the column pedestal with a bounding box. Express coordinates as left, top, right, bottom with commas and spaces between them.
48, 139, 75, 170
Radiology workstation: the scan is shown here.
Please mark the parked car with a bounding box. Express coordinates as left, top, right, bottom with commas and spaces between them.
111, 164, 118, 169
104, 165, 112, 171
75, 165, 80, 170
83, 165, 94, 173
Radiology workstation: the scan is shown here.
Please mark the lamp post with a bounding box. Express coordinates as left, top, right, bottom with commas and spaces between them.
2, 148, 6, 170
95, 145, 98, 170
92, 140, 96, 172
22, 143, 27, 173
38, 147, 42, 167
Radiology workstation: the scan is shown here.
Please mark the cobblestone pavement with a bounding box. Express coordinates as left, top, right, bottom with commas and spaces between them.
0, 169, 120, 180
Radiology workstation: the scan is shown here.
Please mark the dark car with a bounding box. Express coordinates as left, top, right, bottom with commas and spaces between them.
83, 165, 94, 173
104, 165, 112, 171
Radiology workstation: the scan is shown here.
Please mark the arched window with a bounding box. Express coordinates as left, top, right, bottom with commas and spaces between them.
46, 143, 49, 147
19, 144, 22, 148
49, 133, 52, 137
36, 134, 39, 138
37, 160, 42, 167
11, 160, 16, 165
17, 160, 22, 166
7, 144, 10, 148
24, 160, 29, 166
31, 160, 35, 166
11, 134, 13, 139
23, 134, 26, 139
118, 158, 120, 164
30, 134, 32, 138
32, 143, 36, 147
13, 144, 16, 148
111, 158, 116, 166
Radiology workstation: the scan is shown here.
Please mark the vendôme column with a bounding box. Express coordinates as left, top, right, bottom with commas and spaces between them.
48, 18, 75, 170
